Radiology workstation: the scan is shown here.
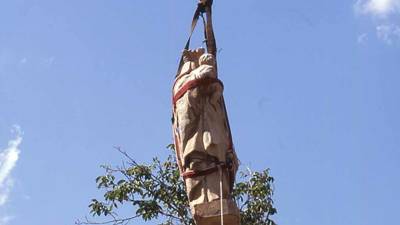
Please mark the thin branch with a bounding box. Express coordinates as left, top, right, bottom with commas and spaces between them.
76, 215, 141, 225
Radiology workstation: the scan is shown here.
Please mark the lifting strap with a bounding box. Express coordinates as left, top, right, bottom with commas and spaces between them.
182, 163, 228, 179
176, 0, 217, 77
173, 77, 224, 106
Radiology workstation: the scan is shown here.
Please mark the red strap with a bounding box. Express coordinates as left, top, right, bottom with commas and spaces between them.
182, 164, 228, 179
173, 77, 223, 106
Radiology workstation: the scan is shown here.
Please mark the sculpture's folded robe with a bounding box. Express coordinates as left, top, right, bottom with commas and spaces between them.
172, 49, 239, 224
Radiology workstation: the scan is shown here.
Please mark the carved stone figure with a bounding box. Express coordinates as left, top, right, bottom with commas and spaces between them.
172, 48, 240, 225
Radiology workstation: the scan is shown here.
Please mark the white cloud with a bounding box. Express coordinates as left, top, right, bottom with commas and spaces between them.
0, 216, 13, 225
355, 0, 400, 17
357, 33, 369, 43
0, 126, 22, 225
354, 0, 400, 44
0, 179, 14, 206
41, 56, 55, 67
19, 58, 27, 64
0, 125, 23, 206
376, 24, 400, 44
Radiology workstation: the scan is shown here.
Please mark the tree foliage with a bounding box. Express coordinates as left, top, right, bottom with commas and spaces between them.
77, 146, 276, 225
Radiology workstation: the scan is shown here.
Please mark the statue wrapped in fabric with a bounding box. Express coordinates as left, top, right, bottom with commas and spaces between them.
172, 48, 240, 225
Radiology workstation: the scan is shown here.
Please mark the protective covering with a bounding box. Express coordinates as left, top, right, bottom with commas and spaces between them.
172, 1, 240, 224
172, 48, 240, 225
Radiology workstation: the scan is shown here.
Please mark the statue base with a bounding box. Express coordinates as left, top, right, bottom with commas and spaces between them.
192, 199, 240, 225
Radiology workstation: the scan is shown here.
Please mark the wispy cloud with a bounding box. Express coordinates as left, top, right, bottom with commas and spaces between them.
355, 0, 400, 17
357, 33, 369, 44
41, 56, 55, 67
0, 216, 13, 225
376, 24, 400, 43
0, 126, 22, 206
354, 0, 400, 44
0, 125, 22, 223
19, 58, 27, 65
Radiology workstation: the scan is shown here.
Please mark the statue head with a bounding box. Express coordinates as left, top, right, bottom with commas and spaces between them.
178, 48, 207, 77
182, 48, 206, 63
198, 53, 215, 67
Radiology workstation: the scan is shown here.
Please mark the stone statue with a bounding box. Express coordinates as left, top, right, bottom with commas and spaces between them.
172, 48, 240, 225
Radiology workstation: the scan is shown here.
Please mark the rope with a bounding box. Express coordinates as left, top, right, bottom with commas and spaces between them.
219, 166, 224, 225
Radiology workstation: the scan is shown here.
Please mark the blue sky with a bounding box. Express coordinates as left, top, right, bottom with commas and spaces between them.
0, 0, 399, 225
